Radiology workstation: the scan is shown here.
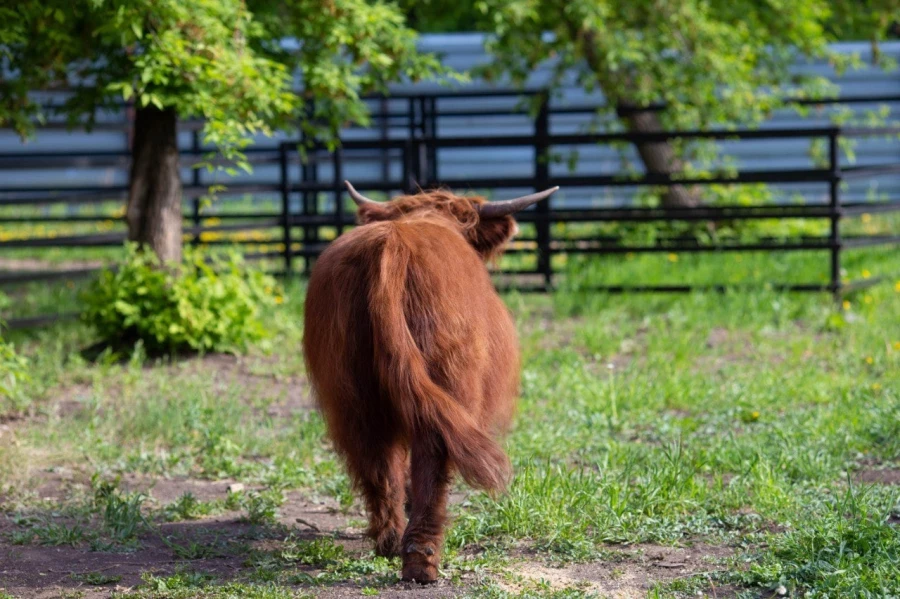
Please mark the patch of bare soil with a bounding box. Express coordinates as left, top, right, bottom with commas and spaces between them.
699, 325, 829, 376
523, 315, 584, 353
695, 327, 764, 373
2, 489, 351, 598
0, 477, 479, 599
123, 476, 245, 505
1, 529, 242, 599
699, 327, 825, 376
54, 383, 97, 419
316, 581, 465, 598
30, 467, 90, 502
170, 353, 313, 420
275, 491, 362, 537
0, 517, 248, 598
854, 467, 900, 486
520, 314, 639, 377
503, 543, 738, 598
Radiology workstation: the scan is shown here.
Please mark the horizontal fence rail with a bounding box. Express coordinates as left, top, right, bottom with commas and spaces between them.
2, 91, 900, 329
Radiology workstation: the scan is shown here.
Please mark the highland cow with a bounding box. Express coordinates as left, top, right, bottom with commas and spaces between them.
302, 181, 558, 583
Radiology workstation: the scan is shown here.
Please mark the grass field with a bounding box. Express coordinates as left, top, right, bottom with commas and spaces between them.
1, 247, 899, 598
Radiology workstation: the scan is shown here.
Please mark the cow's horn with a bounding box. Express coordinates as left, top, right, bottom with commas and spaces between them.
345, 180, 378, 206
477, 186, 559, 219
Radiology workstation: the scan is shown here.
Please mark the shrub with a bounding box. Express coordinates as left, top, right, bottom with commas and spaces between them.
0, 336, 30, 416
81, 244, 281, 354
0, 291, 31, 415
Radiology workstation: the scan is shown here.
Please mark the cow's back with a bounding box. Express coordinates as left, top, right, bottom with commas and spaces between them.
303, 217, 519, 439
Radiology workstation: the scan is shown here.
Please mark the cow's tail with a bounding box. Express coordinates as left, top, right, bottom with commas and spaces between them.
368, 230, 511, 492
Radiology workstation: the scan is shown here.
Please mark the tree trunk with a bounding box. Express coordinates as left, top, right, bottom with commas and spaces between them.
574, 28, 704, 209
126, 105, 182, 263
616, 104, 703, 209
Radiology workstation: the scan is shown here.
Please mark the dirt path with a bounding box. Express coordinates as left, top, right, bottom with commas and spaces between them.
1, 485, 398, 597
499, 544, 738, 598
0, 477, 739, 598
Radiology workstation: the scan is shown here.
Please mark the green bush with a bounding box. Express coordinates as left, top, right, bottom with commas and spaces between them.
0, 337, 30, 415
81, 244, 281, 354
0, 291, 31, 415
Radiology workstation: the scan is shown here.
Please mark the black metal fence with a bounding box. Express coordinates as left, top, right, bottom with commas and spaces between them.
2, 91, 900, 328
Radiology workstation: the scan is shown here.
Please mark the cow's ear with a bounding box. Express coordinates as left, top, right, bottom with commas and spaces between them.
471, 216, 517, 259
356, 202, 391, 224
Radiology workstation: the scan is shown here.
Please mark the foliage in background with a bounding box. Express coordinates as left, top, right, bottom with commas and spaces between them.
0, 0, 451, 262
830, 0, 900, 52
404, 0, 899, 121
404, 0, 900, 211
0, 292, 30, 416
1, 1, 291, 164
398, 0, 478, 34
81, 244, 281, 355
474, 0, 898, 124
249, 0, 459, 147
0, 0, 448, 161
0, 337, 30, 416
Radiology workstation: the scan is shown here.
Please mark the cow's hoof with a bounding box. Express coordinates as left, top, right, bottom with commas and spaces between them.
402, 540, 439, 583
401, 563, 438, 584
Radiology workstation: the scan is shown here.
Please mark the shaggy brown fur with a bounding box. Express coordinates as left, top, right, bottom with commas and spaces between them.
302, 190, 522, 583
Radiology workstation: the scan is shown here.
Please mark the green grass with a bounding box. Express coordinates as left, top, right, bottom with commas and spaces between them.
71, 571, 123, 585
1, 246, 899, 597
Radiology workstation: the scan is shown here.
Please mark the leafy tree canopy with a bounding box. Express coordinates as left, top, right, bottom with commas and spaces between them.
402, 0, 900, 129
0, 0, 446, 159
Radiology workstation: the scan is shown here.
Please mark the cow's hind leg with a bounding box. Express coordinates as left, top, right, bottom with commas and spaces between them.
401, 431, 451, 583
347, 439, 407, 557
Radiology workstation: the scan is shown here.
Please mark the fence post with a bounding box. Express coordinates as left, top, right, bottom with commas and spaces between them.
408, 97, 421, 189
534, 92, 552, 289
279, 142, 292, 277
333, 147, 344, 236
828, 128, 842, 305
301, 151, 318, 275
418, 96, 429, 187
403, 140, 414, 194
380, 97, 391, 182
427, 96, 438, 184
191, 130, 201, 246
